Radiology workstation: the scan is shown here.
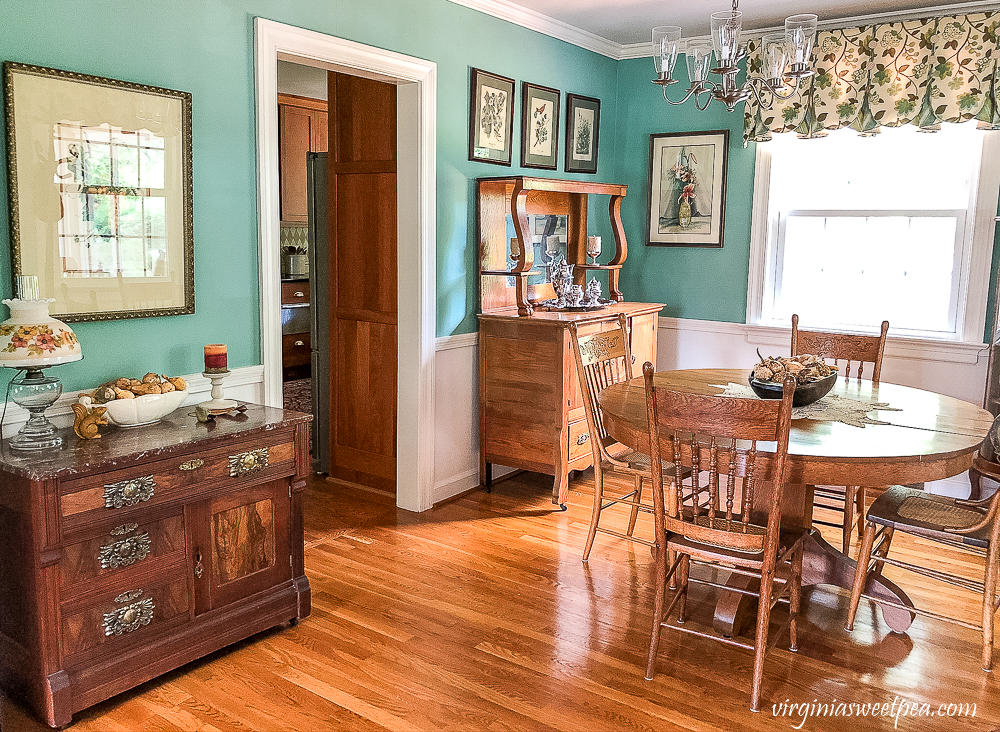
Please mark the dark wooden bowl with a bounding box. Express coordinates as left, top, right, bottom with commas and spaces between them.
748, 371, 837, 407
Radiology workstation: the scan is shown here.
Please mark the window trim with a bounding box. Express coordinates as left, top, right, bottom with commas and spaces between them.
746, 131, 1000, 344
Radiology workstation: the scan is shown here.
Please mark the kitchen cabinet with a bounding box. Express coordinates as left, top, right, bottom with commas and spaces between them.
279, 94, 328, 224
0, 405, 311, 727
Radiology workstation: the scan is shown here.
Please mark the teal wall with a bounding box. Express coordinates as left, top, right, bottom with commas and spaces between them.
612, 56, 755, 323
3, 3, 997, 396
0, 0, 619, 391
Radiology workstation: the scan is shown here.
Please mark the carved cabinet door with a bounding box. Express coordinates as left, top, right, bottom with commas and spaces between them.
188, 478, 292, 614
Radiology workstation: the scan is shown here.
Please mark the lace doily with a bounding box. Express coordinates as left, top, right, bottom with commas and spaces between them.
711, 383, 901, 428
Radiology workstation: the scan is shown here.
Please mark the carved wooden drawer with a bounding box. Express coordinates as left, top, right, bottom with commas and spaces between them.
60, 514, 186, 592
59, 435, 296, 527
568, 418, 592, 463
60, 573, 190, 666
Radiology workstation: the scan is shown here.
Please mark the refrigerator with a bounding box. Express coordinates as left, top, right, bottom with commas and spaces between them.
306, 152, 330, 474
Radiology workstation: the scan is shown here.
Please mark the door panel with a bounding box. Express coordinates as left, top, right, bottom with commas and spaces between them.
326, 72, 398, 494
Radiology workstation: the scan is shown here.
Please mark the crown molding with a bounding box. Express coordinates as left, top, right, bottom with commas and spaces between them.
445, 0, 623, 58
452, 0, 1000, 62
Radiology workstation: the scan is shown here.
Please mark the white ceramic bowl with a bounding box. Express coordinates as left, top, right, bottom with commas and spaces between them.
83, 389, 188, 427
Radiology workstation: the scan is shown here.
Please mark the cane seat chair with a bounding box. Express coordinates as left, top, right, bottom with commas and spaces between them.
791, 313, 890, 553
569, 316, 683, 562
846, 467, 1000, 671
642, 364, 807, 712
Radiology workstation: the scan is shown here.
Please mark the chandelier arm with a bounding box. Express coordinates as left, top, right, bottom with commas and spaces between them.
695, 88, 715, 111
662, 83, 706, 106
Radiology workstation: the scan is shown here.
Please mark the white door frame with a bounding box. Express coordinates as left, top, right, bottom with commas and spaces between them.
254, 18, 437, 512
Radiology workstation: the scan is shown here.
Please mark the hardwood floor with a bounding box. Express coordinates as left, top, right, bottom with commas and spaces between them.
3, 470, 998, 731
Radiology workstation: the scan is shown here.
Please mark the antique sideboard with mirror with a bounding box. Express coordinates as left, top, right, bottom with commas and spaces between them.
0, 405, 311, 727
476, 176, 662, 507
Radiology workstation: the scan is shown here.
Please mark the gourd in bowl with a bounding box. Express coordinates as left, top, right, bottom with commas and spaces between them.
80, 373, 189, 427
749, 353, 838, 407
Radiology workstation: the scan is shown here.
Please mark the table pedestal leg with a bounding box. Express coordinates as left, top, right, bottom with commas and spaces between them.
711, 530, 915, 636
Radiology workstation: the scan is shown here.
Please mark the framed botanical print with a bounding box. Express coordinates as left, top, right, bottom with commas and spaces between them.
564, 93, 600, 174
468, 68, 515, 166
2, 62, 194, 321
520, 82, 559, 170
647, 130, 729, 248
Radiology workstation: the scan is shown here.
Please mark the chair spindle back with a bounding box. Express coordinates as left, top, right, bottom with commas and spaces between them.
791, 314, 889, 383
571, 315, 633, 446
643, 364, 796, 554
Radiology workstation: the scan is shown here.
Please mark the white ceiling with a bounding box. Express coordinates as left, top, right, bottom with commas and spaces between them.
488, 0, 1000, 47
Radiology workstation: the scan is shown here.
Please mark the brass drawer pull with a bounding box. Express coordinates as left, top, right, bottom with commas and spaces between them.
98, 531, 151, 570
228, 448, 269, 477
194, 550, 204, 579
179, 459, 204, 471
104, 476, 155, 509
294, 291, 305, 298
103, 590, 154, 636
294, 340, 305, 347
577, 433, 590, 445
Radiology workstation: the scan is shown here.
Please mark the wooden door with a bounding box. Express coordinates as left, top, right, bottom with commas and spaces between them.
325, 72, 397, 494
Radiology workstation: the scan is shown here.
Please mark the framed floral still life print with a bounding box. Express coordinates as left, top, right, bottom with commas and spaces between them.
520, 83, 559, 170
564, 93, 600, 174
647, 130, 728, 248
2, 62, 194, 321
469, 68, 515, 166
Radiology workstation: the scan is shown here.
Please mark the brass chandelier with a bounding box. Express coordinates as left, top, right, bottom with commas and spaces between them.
652, 0, 818, 111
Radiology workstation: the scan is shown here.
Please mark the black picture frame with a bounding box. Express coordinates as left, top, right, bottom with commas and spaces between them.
520, 82, 560, 170
564, 93, 600, 174
646, 130, 729, 248
468, 68, 515, 166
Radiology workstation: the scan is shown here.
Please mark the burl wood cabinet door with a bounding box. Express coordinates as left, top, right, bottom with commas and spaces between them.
189, 479, 292, 614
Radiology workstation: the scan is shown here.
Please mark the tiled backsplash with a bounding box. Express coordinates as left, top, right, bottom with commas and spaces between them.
280, 226, 309, 253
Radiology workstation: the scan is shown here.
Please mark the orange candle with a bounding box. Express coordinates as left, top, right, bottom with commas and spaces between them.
204, 343, 228, 373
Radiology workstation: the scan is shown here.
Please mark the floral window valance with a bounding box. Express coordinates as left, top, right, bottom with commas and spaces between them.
743, 11, 1000, 144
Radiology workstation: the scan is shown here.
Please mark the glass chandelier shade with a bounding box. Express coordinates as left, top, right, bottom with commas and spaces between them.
652, 1, 817, 113
0, 298, 83, 450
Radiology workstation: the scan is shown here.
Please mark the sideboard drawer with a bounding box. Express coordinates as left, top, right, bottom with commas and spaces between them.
60, 435, 296, 526
61, 514, 186, 592
61, 574, 191, 665
568, 418, 592, 463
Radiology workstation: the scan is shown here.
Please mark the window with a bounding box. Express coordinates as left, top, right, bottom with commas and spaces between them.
54, 122, 167, 279
747, 123, 1000, 342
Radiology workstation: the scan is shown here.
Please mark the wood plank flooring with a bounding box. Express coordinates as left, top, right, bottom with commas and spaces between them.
3, 470, 999, 731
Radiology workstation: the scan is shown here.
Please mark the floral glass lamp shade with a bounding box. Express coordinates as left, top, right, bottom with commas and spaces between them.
0, 298, 83, 450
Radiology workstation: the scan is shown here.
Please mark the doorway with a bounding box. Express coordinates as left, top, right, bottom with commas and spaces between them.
254, 19, 437, 512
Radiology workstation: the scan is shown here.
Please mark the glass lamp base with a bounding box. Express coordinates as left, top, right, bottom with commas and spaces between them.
9, 417, 63, 450
8, 368, 64, 451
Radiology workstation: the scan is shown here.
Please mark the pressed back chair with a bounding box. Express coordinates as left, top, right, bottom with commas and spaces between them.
569, 316, 681, 562
846, 453, 1000, 672
642, 365, 806, 712
791, 313, 890, 553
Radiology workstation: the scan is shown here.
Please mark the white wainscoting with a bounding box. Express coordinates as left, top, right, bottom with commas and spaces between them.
431, 317, 990, 505
1, 366, 266, 438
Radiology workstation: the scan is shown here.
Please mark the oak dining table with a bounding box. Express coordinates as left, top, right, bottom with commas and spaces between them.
597, 368, 994, 634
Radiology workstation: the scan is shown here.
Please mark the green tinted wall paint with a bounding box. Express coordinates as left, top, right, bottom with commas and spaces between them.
0, 0, 619, 390
612, 56, 754, 323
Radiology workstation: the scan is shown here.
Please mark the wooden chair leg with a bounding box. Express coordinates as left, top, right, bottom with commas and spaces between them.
582, 465, 605, 562
846, 522, 878, 631
855, 486, 866, 539
677, 554, 690, 624
626, 475, 643, 537
789, 545, 803, 652
749, 556, 777, 713
644, 544, 669, 680
842, 486, 856, 554
983, 538, 1000, 671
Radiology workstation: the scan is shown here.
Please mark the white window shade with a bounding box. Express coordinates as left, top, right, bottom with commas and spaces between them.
748, 123, 1000, 343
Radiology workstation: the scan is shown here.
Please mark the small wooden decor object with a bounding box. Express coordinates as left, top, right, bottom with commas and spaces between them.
71, 401, 108, 439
